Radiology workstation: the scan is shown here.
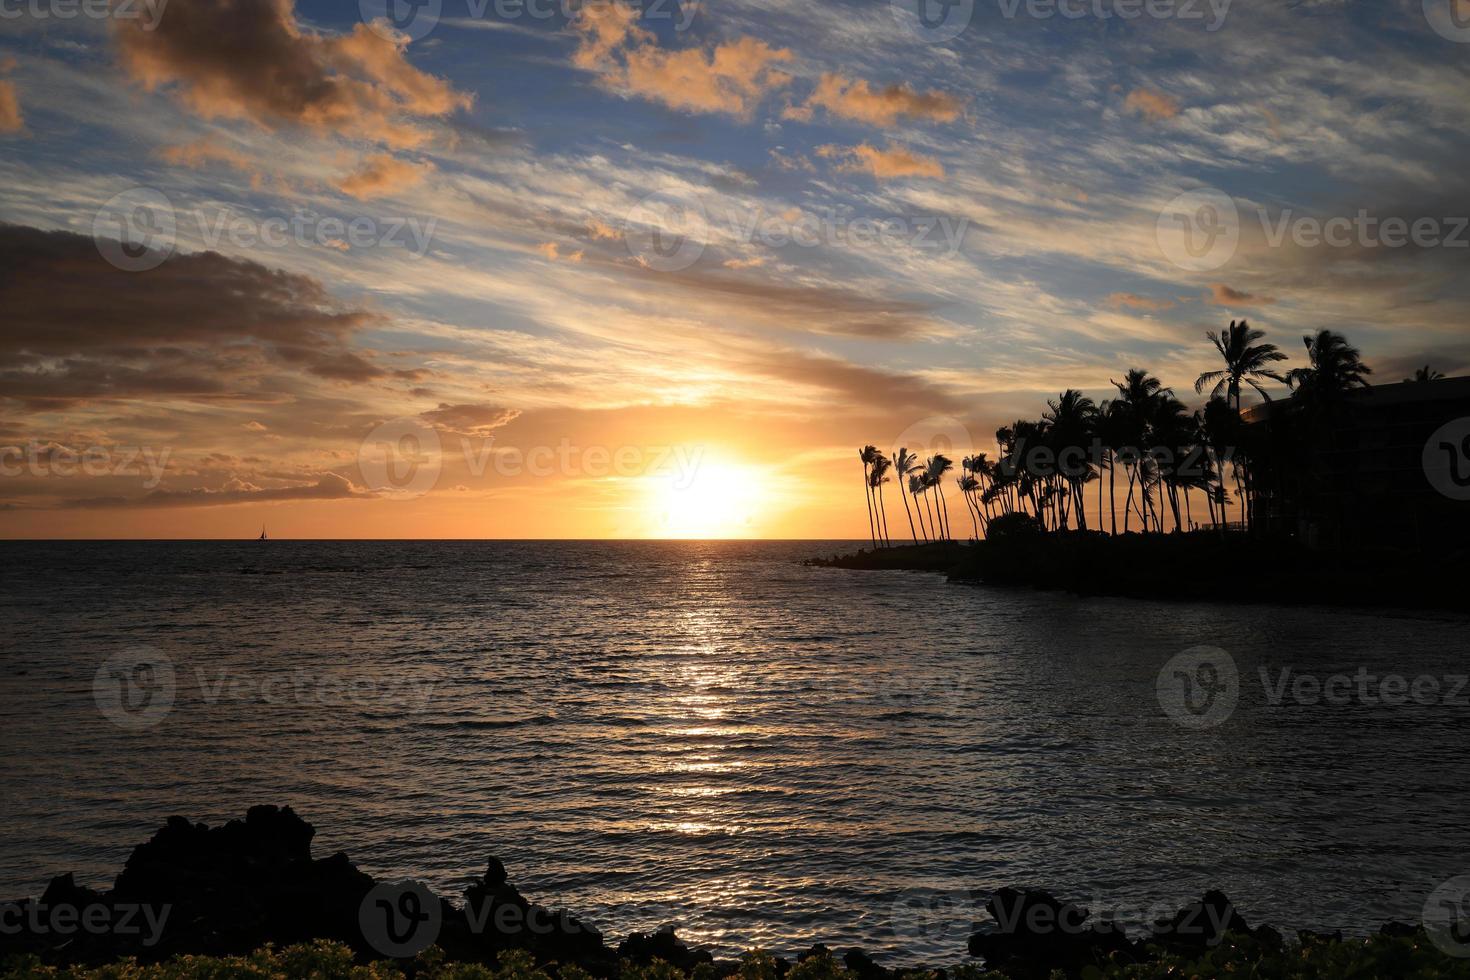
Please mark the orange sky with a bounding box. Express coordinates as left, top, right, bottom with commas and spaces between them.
3, 0, 1467, 538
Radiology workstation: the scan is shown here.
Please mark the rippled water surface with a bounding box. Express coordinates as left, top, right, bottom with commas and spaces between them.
2, 540, 1468, 961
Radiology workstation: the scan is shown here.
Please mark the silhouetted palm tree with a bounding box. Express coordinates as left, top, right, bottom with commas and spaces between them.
926, 454, 955, 540
957, 475, 981, 540
1110, 369, 1164, 532
869, 452, 893, 547
1195, 319, 1287, 412
1286, 330, 1372, 408
858, 446, 879, 548
892, 448, 922, 543
1043, 389, 1097, 531
1406, 365, 1444, 383
908, 473, 931, 541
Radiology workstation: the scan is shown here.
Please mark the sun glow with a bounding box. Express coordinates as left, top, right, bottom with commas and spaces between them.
649, 460, 768, 538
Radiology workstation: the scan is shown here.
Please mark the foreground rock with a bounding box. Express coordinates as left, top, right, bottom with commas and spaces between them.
0, 806, 628, 973
0, 808, 1438, 978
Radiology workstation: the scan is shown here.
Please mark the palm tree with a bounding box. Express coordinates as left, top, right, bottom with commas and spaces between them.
1110, 370, 1164, 533
1194, 319, 1288, 413
869, 452, 893, 547
908, 473, 931, 541
892, 448, 922, 543
1406, 365, 1444, 383
926, 454, 955, 540
1286, 330, 1372, 408
1043, 389, 1097, 531
957, 475, 981, 540
858, 446, 879, 548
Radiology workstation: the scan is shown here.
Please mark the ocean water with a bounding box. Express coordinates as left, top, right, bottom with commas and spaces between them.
2, 540, 1468, 962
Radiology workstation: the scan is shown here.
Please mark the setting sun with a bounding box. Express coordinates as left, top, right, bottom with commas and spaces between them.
649, 460, 768, 538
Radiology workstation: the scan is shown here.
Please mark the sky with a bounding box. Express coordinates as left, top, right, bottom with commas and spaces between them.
1, 0, 1468, 538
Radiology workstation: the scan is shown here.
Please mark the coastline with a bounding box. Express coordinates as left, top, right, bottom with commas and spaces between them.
2, 808, 1462, 978
806, 535, 1467, 612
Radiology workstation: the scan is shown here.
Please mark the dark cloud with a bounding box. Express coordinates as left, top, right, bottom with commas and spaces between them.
0, 223, 387, 406
113, 0, 471, 148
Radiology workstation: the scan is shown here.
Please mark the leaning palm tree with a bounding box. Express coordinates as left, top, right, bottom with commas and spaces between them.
868, 453, 893, 547
925, 454, 955, 540
1406, 365, 1444, 383
957, 475, 982, 540
1194, 319, 1288, 413
891, 448, 922, 543
858, 446, 879, 548
908, 473, 931, 541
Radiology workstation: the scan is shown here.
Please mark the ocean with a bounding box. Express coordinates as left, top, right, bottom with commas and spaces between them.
2, 540, 1467, 961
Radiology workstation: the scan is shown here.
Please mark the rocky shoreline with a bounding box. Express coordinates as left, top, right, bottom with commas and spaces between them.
0, 807, 1454, 978
806, 535, 1467, 612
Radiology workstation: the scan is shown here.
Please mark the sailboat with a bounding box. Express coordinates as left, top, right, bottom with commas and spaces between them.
258, 525, 268, 541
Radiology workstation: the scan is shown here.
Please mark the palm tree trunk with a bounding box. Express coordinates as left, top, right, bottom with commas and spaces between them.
899, 483, 919, 543
876, 483, 891, 547
861, 460, 876, 548
1123, 466, 1135, 533
938, 488, 952, 541
1108, 458, 1117, 536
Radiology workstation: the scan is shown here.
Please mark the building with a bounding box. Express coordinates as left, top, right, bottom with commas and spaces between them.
1242, 376, 1470, 550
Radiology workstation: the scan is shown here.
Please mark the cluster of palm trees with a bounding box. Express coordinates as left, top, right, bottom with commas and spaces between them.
858, 323, 1387, 546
